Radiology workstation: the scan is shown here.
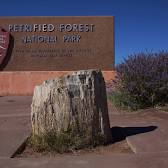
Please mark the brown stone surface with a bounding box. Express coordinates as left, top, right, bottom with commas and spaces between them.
0, 70, 116, 96
1, 97, 168, 168
0, 16, 114, 71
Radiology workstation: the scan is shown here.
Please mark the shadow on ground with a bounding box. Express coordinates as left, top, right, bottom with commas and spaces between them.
111, 126, 157, 143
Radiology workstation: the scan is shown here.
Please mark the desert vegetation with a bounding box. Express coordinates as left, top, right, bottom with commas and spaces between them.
107, 51, 168, 111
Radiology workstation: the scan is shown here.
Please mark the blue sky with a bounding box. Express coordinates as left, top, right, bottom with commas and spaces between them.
0, 0, 168, 64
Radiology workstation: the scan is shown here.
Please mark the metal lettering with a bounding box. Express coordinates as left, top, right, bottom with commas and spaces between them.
8, 24, 94, 32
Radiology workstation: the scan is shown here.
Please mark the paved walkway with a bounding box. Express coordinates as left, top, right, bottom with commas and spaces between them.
0, 96, 168, 168
0, 96, 31, 157
108, 103, 168, 154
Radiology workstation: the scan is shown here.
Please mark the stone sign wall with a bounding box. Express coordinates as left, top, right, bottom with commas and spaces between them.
0, 16, 114, 71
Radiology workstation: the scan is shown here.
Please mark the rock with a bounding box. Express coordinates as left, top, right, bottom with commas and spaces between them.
31, 69, 112, 151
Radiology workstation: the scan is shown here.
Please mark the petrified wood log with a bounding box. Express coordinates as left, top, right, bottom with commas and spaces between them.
31, 70, 112, 150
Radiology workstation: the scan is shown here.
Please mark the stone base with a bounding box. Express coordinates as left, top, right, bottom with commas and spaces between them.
0, 71, 116, 96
